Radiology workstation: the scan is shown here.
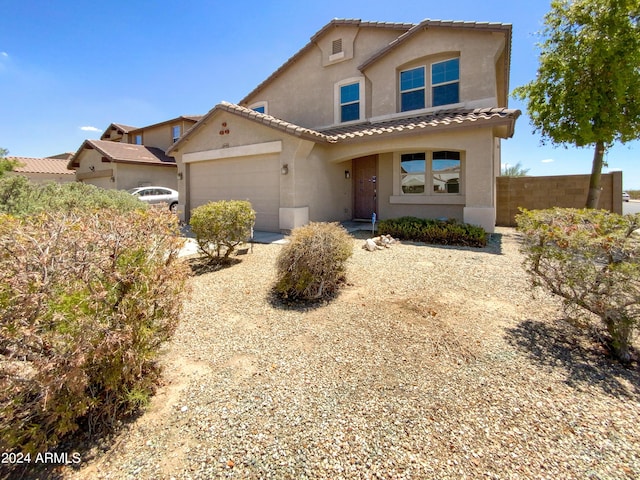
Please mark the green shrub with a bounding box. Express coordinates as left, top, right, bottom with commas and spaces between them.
0, 208, 189, 453
0, 175, 146, 216
378, 216, 487, 247
275, 222, 353, 301
516, 207, 640, 363
189, 200, 256, 259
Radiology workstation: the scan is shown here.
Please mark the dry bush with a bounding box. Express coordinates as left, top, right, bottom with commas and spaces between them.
189, 200, 256, 260
0, 208, 189, 453
517, 208, 640, 363
275, 222, 353, 301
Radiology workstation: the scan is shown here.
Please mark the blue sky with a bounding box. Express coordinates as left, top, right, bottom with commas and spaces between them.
1, 0, 638, 188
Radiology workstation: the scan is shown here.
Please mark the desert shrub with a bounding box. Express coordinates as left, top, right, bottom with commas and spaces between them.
516, 207, 640, 362
378, 216, 487, 247
189, 200, 256, 259
275, 222, 353, 301
0, 175, 146, 216
0, 208, 189, 453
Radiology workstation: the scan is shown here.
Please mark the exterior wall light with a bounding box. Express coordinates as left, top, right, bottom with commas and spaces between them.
281, 164, 289, 175
177, 172, 183, 180
345, 170, 351, 179
110, 176, 115, 182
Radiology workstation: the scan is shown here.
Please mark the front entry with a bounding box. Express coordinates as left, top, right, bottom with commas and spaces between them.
353, 155, 378, 220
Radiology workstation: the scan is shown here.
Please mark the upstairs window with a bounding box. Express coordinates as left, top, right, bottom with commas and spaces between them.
400, 67, 425, 112
249, 101, 268, 114
134, 134, 142, 145
172, 125, 181, 143
340, 82, 360, 122
432, 58, 459, 107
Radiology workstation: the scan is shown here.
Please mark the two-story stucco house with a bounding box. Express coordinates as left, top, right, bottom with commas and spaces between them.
168, 18, 520, 232
69, 116, 201, 191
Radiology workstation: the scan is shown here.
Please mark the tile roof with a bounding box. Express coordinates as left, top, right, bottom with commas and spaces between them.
69, 140, 176, 169
10, 156, 75, 175
169, 102, 521, 154
319, 108, 521, 141
217, 102, 330, 141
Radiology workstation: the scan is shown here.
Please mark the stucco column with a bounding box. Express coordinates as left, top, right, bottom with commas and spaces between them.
463, 135, 496, 232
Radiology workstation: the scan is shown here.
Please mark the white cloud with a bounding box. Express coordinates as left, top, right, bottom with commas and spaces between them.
0, 52, 8, 58
80, 126, 100, 132
541, 158, 555, 163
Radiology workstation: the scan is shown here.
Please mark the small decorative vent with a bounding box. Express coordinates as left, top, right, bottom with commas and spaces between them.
332, 38, 343, 55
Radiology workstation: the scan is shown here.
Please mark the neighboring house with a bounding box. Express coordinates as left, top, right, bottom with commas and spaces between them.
168, 18, 520, 232
71, 115, 201, 190
9, 154, 76, 183
68, 140, 178, 191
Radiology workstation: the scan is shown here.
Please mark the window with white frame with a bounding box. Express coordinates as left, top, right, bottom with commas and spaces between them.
335, 78, 364, 124
249, 101, 268, 114
172, 125, 181, 143
431, 58, 460, 107
401, 151, 461, 195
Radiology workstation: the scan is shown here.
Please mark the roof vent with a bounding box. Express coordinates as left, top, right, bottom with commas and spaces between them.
332, 38, 343, 55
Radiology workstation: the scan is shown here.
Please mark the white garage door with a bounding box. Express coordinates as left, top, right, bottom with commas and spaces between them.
189, 155, 280, 231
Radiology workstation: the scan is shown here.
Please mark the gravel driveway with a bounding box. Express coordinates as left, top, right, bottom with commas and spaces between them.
58, 227, 639, 479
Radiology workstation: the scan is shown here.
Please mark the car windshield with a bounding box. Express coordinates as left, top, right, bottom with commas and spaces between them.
127, 188, 142, 195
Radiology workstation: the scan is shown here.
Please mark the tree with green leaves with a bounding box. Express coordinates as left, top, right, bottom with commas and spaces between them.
0, 148, 21, 177
514, 0, 640, 208
501, 161, 530, 177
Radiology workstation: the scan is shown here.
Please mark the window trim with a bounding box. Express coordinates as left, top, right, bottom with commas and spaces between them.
334, 77, 365, 125
172, 125, 181, 143
395, 150, 464, 198
399, 66, 426, 112
398, 57, 461, 112
249, 101, 268, 114
431, 58, 460, 107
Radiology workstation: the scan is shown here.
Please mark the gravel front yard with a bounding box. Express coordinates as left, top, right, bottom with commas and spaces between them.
58, 227, 639, 479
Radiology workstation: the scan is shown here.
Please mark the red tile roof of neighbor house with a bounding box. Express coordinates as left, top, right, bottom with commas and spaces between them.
10, 156, 75, 175
168, 102, 521, 154
68, 140, 176, 169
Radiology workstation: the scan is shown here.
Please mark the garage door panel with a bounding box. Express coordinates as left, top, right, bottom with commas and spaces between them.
190, 156, 280, 231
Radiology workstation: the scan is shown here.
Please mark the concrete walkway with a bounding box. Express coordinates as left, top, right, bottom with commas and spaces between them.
179, 221, 370, 257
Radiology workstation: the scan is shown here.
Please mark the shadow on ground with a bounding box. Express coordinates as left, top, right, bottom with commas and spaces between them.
187, 256, 242, 276
504, 318, 640, 400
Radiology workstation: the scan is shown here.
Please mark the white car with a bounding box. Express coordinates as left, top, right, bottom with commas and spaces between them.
128, 186, 179, 212
622, 192, 630, 202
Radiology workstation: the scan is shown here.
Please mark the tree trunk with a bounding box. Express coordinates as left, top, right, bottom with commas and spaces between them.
586, 141, 606, 208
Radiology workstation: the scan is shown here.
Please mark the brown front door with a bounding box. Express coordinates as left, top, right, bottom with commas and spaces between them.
353, 155, 378, 220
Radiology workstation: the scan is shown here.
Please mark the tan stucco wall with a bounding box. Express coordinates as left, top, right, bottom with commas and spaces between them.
114, 163, 177, 191
241, 26, 407, 128
241, 26, 507, 129
496, 171, 623, 227
128, 119, 197, 150
364, 29, 506, 117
